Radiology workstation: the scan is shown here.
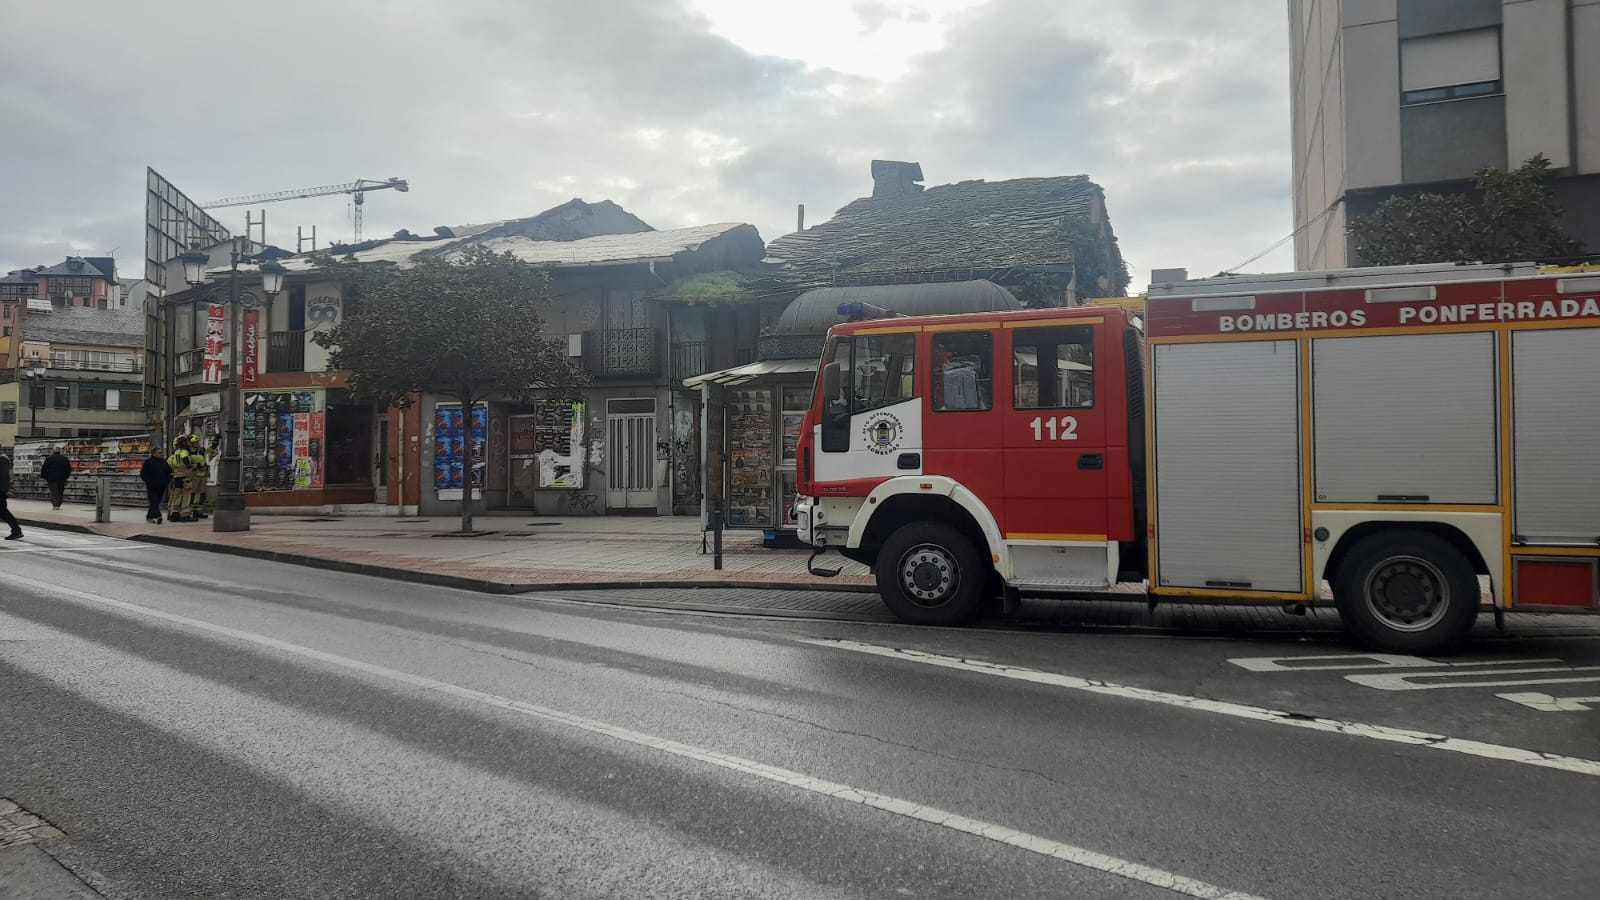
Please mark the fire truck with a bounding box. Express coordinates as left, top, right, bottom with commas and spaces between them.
794, 262, 1600, 652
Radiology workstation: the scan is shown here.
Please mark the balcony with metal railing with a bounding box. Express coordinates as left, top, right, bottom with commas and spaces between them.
44, 358, 143, 374
670, 341, 708, 382
582, 327, 661, 378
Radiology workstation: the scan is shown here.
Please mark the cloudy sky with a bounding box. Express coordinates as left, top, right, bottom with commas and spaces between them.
0, 0, 1294, 286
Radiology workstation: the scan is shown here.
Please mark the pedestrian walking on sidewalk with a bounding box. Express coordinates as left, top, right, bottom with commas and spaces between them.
41, 448, 72, 509
141, 446, 172, 524
0, 452, 23, 540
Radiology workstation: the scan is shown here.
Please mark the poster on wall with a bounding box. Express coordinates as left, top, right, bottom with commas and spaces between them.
534, 400, 585, 489
727, 388, 773, 527
241, 389, 324, 492
202, 304, 226, 384
434, 402, 488, 500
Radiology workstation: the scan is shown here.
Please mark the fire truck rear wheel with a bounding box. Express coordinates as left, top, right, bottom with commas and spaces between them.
1332, 530, 1479, 653
876, 522, 989, 626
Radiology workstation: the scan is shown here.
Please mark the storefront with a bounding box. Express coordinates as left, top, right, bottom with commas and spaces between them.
417, 394, 603, 517
687, 362, 818, 533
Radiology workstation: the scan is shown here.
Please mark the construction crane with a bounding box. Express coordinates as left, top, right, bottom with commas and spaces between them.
201, 177, 409, 243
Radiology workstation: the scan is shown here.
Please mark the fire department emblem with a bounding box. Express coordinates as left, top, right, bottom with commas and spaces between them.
862, 412, 903, 455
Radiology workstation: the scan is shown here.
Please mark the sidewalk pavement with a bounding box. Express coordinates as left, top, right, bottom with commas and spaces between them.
7, 499, 876, 594
11, 499, 1599, 637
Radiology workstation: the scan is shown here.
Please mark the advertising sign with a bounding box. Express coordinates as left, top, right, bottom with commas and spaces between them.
202, 304, 226, 384
434, 402, 488, 500
241, 308, 260, 387
241, 389, 324, 492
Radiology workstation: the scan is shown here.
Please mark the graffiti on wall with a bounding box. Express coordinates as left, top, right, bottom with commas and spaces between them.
671, 405, 699, 509
307, 296, 341, 331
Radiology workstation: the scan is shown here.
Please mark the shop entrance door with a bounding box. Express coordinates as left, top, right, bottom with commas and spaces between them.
606, 398, 657, 510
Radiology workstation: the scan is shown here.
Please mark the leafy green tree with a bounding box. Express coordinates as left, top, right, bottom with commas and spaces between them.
1349, 155, 1584, 266
313, 246, 586, 533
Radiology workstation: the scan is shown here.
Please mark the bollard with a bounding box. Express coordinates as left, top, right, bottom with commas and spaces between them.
712, 509, 724, 571
94, 477, 111, 524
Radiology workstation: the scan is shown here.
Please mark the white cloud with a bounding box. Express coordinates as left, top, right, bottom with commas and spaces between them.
0, 0, 1294, 284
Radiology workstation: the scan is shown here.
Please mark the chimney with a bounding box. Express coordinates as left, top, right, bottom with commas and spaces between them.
871, 160, 924, 199
797, 204, 805, 231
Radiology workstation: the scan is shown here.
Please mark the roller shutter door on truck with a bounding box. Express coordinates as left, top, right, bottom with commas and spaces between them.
1512, 328, 1600, 544
1312, 332, 1497, 504
1153, 340, 1303, 593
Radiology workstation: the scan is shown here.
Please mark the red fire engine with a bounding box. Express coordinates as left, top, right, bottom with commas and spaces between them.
795, 262, 1600, 652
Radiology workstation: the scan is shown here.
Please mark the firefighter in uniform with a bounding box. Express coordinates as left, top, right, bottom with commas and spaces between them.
168, 435, 197, 522
189, 435, 215, 519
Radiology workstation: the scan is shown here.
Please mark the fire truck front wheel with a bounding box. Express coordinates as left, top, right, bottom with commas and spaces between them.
1332, 530, 1479, 653
875, 523, 989, 626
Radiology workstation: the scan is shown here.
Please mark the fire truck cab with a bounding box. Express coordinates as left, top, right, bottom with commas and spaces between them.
796, 263, 1600, 653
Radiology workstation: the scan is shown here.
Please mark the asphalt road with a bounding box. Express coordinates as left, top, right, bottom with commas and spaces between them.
2, 529, 1598, 899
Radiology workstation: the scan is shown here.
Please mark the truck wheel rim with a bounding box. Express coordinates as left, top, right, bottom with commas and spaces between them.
899, 544, 959, 607
1364, 555, 1449, 633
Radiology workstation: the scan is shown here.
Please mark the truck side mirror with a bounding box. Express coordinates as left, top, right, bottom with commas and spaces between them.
822, 361, 841, 405
819, 361, 850, 453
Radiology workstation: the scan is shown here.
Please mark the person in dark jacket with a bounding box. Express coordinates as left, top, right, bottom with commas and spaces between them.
140, 447, 173, 524
0, 453, 22, 540
40, 448, 72, 509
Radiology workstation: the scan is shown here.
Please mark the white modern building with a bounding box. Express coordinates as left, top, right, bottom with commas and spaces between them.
1290, 0, 1600, 269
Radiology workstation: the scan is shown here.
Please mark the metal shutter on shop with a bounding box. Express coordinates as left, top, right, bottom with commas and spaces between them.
1313, 333, 1497, 504
1513, 328, 1600, 543
1154, 341, 1303, 592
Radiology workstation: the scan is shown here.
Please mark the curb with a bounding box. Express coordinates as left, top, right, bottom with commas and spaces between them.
14, 516, 877, 597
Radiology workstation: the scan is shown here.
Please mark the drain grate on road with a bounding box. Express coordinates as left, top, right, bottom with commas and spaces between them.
0, 799, 65, 849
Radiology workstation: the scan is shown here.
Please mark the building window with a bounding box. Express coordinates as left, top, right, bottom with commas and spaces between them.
79, 386, 107, 410
3, 302, 12, 319
52, 385, 71, 409
0, 402, 15, 425
1013, 326, 1095, 410
931, 332, 993, 412
1401, 29, 1502, 105
46, 276, 97, 300
29, 383, 45, 409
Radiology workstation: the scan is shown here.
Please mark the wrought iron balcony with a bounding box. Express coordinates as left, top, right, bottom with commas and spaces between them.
44, 358, 143, 374
583, 327, 661, 378
670, 341, 708, 382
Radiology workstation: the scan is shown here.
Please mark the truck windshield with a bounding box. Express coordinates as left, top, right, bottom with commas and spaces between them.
849, 333, 915, 412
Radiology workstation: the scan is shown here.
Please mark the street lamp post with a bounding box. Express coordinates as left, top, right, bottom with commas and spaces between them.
21, 364, 45, 438
179, 240, 285, 533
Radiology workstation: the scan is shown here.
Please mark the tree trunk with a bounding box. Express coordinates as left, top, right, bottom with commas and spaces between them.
460, 396, 475, 534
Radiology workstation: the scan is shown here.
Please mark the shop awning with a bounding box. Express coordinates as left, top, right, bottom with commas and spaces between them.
683, 358, 819, 389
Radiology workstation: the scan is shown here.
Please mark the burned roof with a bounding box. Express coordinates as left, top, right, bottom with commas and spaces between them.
267, 222, 761, 273
765, 175, 1106, 279
775, 280, 1023, 334
20, 305, 144, 349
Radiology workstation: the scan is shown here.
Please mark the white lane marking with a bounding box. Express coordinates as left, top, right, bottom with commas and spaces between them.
1345, 667, 1600, 692
1228, 653, 1562, 673
1497, 692, 1600, 712
0, 544, 142, 555
0, 573, 1265, 900
800, 638, 1600, 779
